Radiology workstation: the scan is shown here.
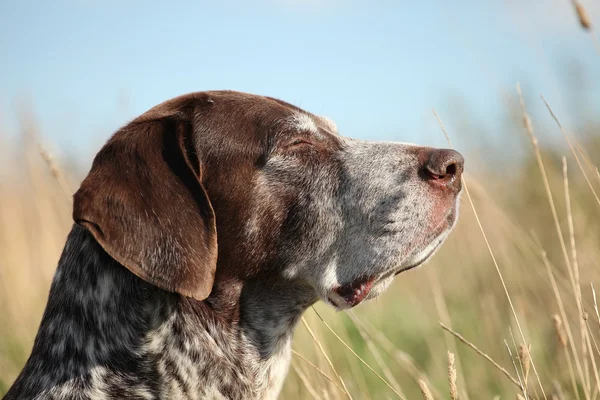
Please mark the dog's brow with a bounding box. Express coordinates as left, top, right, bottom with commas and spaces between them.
288, 113, 318, 134
319, 116, 338, 135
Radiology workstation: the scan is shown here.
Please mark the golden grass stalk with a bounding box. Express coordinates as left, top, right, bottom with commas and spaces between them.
522, 94, 576, 288
419, 379, 434, 400
504, 332, 527, 388
427, 269, 470, 400
582, 318, 600, 400
346, 312, 442, 398
434, 107, 546, 399
519, 344, 531, 386
301, 317, 353, 400
562, 157, 581, 306
448, 351, 459, 400
571, 136, 599, 178
582, 307, 600, 400
509, 330, 530, 399
570, 0, 592, 29
583, 320, 600, 398
592, 284, 600, 332
564, 156, 593, 394
542, 96, 600, 209
585, 319, 600, 358
311, 308, 406, 399
291, 350, 346, 394
439, 322, 524, 390
345, 312, 406, 398
291, 361, 322, 400
569, 0, 600, 54
37, 143, 73, 200
544, 252, 580, 400
505, 339, 527, 399
583, 312, 600, 400
338, 324, 373, 400
520, 88, 590, 398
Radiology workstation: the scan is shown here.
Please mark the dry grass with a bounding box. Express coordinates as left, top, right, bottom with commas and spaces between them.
419, 379, 435, 400
448, 351, 459, 400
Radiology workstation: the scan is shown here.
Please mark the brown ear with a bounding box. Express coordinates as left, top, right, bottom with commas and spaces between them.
73, 112, 217, 300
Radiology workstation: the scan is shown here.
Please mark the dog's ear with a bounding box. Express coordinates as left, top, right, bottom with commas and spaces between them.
73, 107, 217, 300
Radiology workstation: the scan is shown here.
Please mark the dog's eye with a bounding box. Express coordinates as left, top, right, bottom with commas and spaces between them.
286, 139, 314, 149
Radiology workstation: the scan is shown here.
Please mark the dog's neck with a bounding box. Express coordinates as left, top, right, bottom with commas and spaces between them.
238, 277, 317, 357
8, 225, 313, 400
206, 271, 318, 355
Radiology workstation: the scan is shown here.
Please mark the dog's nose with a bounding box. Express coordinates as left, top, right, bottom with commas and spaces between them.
422, 149, 464, 191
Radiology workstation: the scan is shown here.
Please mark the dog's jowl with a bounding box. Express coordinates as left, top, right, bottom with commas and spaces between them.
4, 91, 464, 400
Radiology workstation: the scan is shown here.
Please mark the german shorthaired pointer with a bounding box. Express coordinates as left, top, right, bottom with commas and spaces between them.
5, 91, 464, 399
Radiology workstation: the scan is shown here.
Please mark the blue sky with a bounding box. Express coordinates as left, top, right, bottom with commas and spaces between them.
1, 0, 599, 161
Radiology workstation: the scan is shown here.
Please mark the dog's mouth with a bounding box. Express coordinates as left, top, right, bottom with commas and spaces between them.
327, 242, 442, 310
327, 214, 454, 310
328, 277, 377, 309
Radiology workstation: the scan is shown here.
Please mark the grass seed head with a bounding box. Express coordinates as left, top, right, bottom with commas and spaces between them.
573, 1, 592, 30
419, 379, 434, 400
518, 344, 531, 383
552, 314, 568, 348
447, 351, 459, 400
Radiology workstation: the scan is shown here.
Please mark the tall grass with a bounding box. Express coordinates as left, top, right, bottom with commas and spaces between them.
1, 88, 599, 399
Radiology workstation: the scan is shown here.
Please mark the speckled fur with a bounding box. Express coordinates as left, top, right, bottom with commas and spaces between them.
5, 226, 307, 400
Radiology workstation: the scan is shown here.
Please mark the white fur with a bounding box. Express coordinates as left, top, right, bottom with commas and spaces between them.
289, 112, 318, 133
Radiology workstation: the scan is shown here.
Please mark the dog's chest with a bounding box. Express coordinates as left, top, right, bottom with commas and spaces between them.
28, 317, 292, 400
143, 313, 293, 400
5, 229, 301, 400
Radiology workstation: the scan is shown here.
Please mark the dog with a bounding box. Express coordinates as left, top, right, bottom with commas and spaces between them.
4, 91, 463, 400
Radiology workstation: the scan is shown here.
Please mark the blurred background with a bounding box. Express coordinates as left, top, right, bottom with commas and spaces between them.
2, 0, 600, 398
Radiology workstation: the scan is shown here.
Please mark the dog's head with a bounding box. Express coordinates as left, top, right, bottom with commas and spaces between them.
74, 91, 463, 310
